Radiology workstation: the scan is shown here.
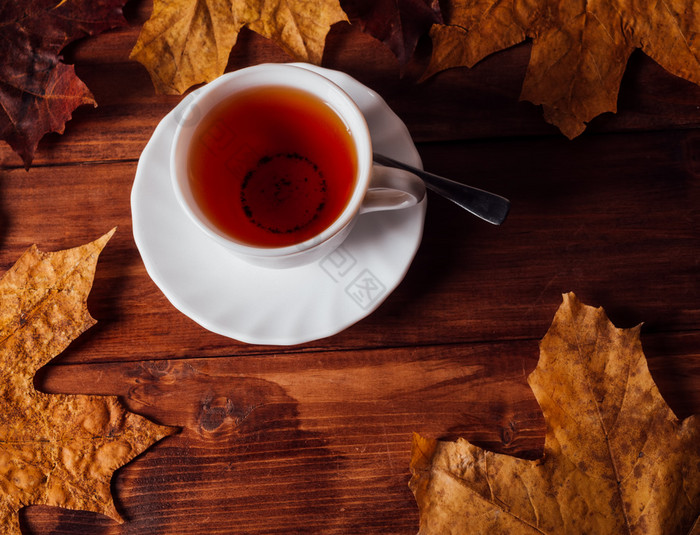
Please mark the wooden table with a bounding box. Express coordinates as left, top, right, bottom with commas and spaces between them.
2, 2, 698, 533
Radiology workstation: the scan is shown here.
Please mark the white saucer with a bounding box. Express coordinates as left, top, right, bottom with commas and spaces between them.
131, 64, 427, 345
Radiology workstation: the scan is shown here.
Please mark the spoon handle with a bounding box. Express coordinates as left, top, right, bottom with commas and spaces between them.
373, 153, 511, 225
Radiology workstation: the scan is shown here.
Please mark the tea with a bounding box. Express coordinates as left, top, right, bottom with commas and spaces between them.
187, 86, 358, 248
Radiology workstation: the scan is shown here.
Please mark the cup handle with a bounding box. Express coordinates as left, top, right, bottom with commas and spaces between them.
359, 163, 426, 214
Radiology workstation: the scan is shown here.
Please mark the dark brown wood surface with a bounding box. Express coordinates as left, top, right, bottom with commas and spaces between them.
2, 2, 698, 534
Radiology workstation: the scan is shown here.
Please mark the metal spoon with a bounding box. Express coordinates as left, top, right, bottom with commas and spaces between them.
373, 153, 511, 225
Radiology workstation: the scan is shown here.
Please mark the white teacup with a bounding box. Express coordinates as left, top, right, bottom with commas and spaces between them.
171, 63, 425, 268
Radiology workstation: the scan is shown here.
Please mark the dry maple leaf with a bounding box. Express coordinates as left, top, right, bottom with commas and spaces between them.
425, 0, 700, 138
410, 293, 700, 534
341, 0, 443, 66
0, 0, 128, 168
0, 230, 175, 535
130, 0, 348, 95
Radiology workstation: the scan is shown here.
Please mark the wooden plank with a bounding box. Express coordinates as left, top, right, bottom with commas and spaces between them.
29, 341, 543, 534
22, 333, 700, 534
3, 5, 700, 168
0, 127, 696, 361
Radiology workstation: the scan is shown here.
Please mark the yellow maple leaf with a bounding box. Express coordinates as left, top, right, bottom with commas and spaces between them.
0, 230, 176, 535
426, 0, 700, 137
130, 0, 348, 94
410, 293, 700, 534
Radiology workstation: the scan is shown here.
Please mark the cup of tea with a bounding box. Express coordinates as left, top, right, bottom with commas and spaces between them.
170, 63, 425, 268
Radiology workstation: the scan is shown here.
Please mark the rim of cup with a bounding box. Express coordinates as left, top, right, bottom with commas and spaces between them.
170, 63, 372, 260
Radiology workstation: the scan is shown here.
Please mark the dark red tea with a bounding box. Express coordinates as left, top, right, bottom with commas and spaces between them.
188, 86, 357, 248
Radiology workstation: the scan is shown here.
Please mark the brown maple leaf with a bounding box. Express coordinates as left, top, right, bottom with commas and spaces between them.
0, 230, 176, 535
0, 0, 128, 169
130, 0, 348, 95
341, 0, 443, 66
410, 293, 700, 534
425, 0, 700, 137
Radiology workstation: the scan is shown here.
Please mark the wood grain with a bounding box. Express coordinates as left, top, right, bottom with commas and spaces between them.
20, 332, 699, 534
0, 129, 696, 361
1, 0, 698, 533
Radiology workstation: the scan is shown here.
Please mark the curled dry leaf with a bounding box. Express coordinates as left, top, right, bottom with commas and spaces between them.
425, 0, 700, 137
0, 230, 176, 535
0, 0, 128, 168
130, 0, 348, 95
410, 293, 700, 534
